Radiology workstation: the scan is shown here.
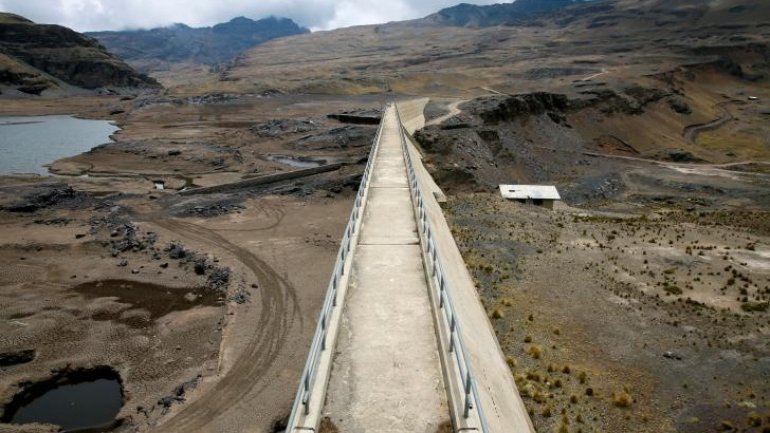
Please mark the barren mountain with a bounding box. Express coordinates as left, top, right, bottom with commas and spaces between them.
206, 0, 768, 97
425, 0, 584, 27
87, 16, 308, 74
0, 13, 160, 95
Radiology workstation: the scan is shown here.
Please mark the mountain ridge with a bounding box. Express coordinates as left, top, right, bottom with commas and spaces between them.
425, 0, 588, 27
0, 12, 160, 95
86, 16, 309, 72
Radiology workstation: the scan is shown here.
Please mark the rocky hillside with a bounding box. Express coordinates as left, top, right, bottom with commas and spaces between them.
0, 13, 160, 95
424, 0, 584, 27
87, 16, 308, 72
207, 0, 769, 96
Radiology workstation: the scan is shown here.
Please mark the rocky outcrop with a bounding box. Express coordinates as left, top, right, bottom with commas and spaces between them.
464, 93, 571, 124
0, 12, 160, 93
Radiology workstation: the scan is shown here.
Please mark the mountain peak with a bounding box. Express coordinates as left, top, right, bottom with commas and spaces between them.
87, 16, 309, 69
429, 0, 585, 27
0, 12, 160, 93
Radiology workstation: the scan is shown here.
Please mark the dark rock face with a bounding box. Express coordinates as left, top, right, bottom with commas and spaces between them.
465, 93, 571, 124
665, 149, 696, 162
0, 349, 35, 367
292, 126, 376, 151
0, 13, 160, 91
426, 0, 583, 27
2, 184, 93, 213
87, 16, 308, 68
327, 110, 382, 125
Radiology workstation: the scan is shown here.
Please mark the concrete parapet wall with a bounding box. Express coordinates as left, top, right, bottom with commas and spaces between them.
402, 114, 535, 433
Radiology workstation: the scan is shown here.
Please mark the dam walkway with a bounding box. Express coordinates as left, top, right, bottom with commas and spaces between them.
284, 102, 534, 433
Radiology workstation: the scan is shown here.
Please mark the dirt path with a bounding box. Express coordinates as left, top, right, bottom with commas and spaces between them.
581, 68, 609, 81
683, 102, 734, 144
481, 87, 506, 95
533, 144, 770, 178
426, 99, 465, 127
151, 218, 300, 433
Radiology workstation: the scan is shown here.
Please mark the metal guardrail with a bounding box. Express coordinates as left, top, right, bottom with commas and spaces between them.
395, 106, 490, 433
285, 105, 387, 431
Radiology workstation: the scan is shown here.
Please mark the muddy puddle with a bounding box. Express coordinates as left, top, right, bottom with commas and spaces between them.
73, 279, 221, 328
1, 367, 123, 432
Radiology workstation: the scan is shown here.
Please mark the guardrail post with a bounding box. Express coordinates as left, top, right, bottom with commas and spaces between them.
464, 372, 472, 418
321, 322, 327, 351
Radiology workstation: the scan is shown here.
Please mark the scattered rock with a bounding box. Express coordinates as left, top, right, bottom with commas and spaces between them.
194, 259, 207, 275
251, 118, 317, 137
33, 217, 72, 226
207, 267, 231, 291
183, 203, 244, 217
157, 376, 202, 414
229, 288, 251, 304
167, 243, 187, 260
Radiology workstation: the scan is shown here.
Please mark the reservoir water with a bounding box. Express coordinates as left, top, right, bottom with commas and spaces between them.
1, 367, 123, 432
0, 115, 120, 175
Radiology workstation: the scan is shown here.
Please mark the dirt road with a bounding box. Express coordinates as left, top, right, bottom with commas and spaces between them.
683, 102, 734, 144
151, 218, 301, 432
426, 99, 465, 126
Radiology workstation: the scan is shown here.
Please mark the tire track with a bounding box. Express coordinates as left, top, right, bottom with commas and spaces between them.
151, 218, 300, 432
214, 205, 286, 232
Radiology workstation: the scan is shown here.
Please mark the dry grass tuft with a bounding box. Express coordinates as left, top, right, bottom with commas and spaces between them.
527, 345, 543, 359
612, 391, 634, 408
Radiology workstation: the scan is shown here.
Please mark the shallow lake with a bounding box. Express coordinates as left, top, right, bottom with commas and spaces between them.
0, 115, 120, 175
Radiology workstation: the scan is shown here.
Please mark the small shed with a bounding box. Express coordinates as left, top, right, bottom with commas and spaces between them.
499, 184, 561, 209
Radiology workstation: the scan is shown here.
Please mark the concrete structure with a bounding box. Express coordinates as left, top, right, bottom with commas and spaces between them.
322, 106, 448, 432
285, 102, 535, 433
500, 184, 561, 209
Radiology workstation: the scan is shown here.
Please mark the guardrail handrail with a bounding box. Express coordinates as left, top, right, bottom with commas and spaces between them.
285, 104, 387, 431
394, 105, 490, 433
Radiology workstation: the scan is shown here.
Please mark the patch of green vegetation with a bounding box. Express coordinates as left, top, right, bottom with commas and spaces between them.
663, 284, 683, 295
698, 130, 770, 160
740, 301, 768, 312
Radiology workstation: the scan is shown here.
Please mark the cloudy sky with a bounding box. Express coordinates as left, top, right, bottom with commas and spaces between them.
0, 0, 507, 32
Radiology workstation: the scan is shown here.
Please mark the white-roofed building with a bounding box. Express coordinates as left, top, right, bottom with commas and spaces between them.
499, 184, 561, 209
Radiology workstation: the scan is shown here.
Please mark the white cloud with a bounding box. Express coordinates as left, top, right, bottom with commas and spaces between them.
318, 0, 418, 31
0, 0, 507, 32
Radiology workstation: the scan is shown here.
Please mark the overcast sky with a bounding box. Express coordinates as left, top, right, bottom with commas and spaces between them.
0, 0, 507, 32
